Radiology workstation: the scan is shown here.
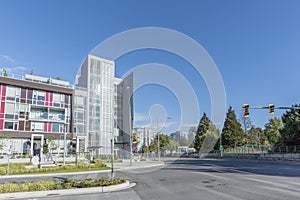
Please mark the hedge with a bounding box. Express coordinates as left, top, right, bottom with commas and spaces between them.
0, 178, 126, 193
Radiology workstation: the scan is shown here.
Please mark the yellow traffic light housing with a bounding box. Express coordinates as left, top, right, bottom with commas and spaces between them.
243, 104, 249, 118
269, 104, 275, 114
132, 132, 137, 144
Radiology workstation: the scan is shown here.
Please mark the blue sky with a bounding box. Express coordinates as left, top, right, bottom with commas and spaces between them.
1, 0, 300, 133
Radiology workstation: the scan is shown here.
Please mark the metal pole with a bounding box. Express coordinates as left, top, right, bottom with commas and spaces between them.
111, 139, 114, 180
63, 132, 66, 166
220, 132, 223, 158
127, 86, 133, 166
7, 154, 10, 175
157, 119, 160, 162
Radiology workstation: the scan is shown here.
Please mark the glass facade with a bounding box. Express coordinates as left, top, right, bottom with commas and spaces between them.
75, 55, 115, 154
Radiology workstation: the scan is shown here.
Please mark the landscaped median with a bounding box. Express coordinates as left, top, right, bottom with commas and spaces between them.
0, 160, 109, 175
0, 178, 126, 193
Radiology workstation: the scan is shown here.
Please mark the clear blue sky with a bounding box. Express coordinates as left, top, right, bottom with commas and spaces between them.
1, 0, 300, 133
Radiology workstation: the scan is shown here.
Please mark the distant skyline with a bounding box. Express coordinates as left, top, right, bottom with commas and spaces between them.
1, 0, 300, 133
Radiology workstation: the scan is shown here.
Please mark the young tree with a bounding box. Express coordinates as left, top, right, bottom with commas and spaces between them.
264, 117, 283, 147
280, 106, 300, 145
221, 106, 245, 148
194, 113, 211, 151
238, 110, 253, 133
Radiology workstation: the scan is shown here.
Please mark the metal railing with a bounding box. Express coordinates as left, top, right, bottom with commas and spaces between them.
272, 145, 300, 153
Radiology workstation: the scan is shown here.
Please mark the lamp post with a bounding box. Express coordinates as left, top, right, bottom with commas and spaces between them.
127, 86, 133, 166
63, 132, 67, 166
157, 119, 160, 162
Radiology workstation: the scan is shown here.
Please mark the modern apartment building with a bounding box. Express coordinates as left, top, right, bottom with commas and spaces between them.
0, 54, 133, 157
75, 54, 133, 156
0, 74, 74, 156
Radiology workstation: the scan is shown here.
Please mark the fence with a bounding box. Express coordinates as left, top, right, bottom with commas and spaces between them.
223, 145, 269, 154
272, 145, 300, 153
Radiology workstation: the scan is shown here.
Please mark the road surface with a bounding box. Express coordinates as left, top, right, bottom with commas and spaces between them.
5, 158, 300, 200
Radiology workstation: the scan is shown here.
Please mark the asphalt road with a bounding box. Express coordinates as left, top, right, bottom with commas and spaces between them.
6, 158, 300, 200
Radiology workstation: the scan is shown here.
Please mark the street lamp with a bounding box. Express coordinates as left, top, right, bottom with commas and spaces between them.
126, 86, 133, 166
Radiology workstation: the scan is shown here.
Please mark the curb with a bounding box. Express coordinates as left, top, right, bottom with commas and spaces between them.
0, 181, 135, 200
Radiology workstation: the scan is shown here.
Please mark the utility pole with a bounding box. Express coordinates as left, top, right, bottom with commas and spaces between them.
127, 86, 133, 166
111, 139, 114, 180
157, 119, 160, 162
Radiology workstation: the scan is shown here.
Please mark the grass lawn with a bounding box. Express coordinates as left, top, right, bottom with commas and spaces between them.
0, 161, 110, 175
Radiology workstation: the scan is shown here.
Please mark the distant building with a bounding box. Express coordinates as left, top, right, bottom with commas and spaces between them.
188, 127, 196, 143
170, 131, 188, 142
133, 127, 155, 152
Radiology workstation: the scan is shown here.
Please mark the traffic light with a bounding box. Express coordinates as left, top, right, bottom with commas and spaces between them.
269, 104, 275, 114
132, 132, 137, 144
243, 104, 249, 118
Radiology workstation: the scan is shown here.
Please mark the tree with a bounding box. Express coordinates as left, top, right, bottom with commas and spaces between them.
200, 123, 220, 154
2, 69, 7, 77
264, 117, 283, 146
158, 134, 170, 152
221, 106, 245, 148
247, 127, 264, 145
280, 106, 300, 145
149, 134, 171, 153
43, 134, 59, 154
166, 140, 179, 152
194, 113, 211, 151
238, 110, 253, 133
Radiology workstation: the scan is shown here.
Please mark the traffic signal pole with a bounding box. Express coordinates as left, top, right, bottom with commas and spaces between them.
242, 104, 300, 117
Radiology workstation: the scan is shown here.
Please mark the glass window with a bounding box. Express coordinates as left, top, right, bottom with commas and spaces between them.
76, 96, 84, 105
4, 122, 13, 130
6, 86, 16, 97
5, 103, 14, 114
35, 122, 43, 131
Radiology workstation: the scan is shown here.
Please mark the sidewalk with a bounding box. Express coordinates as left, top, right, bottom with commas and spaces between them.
109, 159, 165, 170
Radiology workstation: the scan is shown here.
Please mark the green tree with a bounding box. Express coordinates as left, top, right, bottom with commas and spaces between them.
43, 134, 59, 154
158, 134, 170, 152
149, 134, 171, 153
194, 113, 211, 151
264, 117, 283, 146
280, 106, 300, 145
221, 106, 245, 148
166, 140, 179, 152
247, 127, 264, 145
200, 123, 220, 154
2, 69, 8, 77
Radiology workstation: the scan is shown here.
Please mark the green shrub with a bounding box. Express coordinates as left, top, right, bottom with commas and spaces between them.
0, 178, 126, 193
0, 167, 6, 175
